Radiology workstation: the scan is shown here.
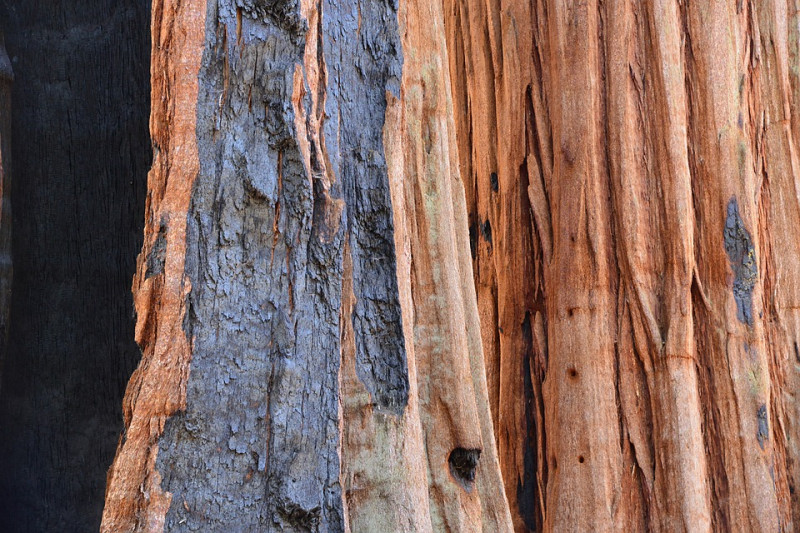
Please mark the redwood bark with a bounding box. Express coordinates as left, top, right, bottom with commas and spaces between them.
100, 0, 800, 532
102, 0, 510, 530
445, 0, 800, 531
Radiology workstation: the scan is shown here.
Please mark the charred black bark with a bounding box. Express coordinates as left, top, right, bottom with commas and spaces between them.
0, 2, 150, 531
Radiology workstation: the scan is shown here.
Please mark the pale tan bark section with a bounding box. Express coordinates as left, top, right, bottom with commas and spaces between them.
101, 1, 205, 530
337, 115, 434, 529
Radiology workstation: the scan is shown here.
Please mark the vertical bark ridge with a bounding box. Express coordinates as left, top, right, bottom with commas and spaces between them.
443, 0, 800, 530
387, 0, 513, 527
101, 1, 205, 531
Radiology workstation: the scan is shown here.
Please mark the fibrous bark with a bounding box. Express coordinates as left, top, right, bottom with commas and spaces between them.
445, 0, 800, 530
102, 0, 511, 531
97, 0, 800, 532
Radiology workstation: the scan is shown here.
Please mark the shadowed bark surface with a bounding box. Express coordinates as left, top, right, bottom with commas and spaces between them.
0, 2, 150, 531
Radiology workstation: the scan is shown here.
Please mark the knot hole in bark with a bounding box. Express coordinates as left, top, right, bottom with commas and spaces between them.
277, 501, 321, 531
449, 448, 481, 490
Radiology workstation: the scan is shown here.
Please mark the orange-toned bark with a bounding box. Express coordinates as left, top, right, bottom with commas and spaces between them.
101, 1, 205, 530
103, 0, 511, 530
444, 0, 800, 530
102, 0, 800, 530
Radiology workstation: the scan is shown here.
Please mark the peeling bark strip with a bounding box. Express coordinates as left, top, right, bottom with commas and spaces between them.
101, 0, 206, 530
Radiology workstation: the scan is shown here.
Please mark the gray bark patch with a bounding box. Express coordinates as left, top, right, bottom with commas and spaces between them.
236, 0, 305, 37
724, 197, 757, 326
323, 0, 408, 415
155, 0, 408, 530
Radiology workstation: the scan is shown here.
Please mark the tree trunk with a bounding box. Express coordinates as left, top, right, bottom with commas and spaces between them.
102, 0, 511, 531
0, 2, 150, 531
444, 1, 800, 531
19, 0, 796, 531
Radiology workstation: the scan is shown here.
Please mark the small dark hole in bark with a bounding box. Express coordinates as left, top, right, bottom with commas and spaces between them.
481, 219, 493, 246
551, 456, 557, 470
449, 448, 481, 489
490, 172, 499, 192
567, 308, 575, 317
578, 455, 585, 464
567, 367, 578, 379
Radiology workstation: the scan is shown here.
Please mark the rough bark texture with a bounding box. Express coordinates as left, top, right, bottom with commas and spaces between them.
103, 0, 511, 531
444, 0, 800, 531
0, 2, 150, 531
91, 0, 800, 532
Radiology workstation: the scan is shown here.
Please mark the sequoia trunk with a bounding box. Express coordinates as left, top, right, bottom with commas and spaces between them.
444, 0, 800, 531
101, 0, 511, 530
1, 0, 792, 531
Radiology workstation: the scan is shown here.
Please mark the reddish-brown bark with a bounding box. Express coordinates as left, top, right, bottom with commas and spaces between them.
102, 1, 205, 530
445, 0, 800, 530
102, 0, 800, 531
